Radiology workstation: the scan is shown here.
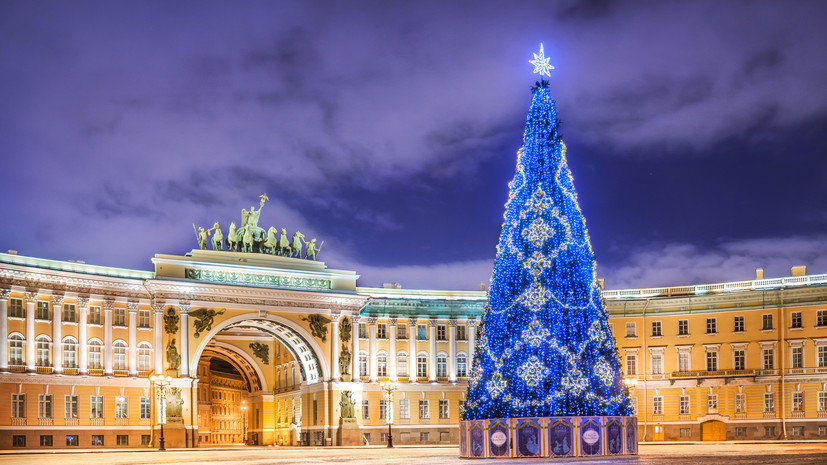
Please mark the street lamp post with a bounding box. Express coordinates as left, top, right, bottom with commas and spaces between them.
240, 400, 248, 445
379, 380, 398, 448
150, 374, 173, 451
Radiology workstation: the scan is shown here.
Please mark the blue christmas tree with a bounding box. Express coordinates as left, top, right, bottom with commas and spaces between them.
464, 47, 631, 421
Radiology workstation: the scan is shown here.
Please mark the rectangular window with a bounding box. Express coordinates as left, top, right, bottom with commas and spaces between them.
678, 319, 688, 336
706, 318, 717, 334
399, 399, 410, 420
138, 310, 151, 328
89, 306, 101, 325
141, 435, 151, 445
707, 394, 718, 411
652, 396, 663, 415
734, 349, 745, 370
417, 355, 428, 378
420, 432, 430, 442
792, 392, 804, 412
40, 435, 53, 447
439, 399, 449, 419
626, 354, 636, 376
66, 435, 78, 446
762, 314, 773, 330
359, 353, 368, 377
113, 308, 126, 326
736, 427, 746, 437
818, 391, 827, 412
379, 400, 386, 421
679, 395, 690, 415
36, 301, 49, 320
764, 426, 776, 437
457, 325, 466, 341
791, 426, 804, 436
12, 393, 25, 418
38, 394, 52, 419
116, 396, 128, 419
12, 436, 25, 447
706, 350, 718, 371
91, 395, 103, 419
397, 355, 408, 377
678, 352, 690, 372
377, 324, 387, 339
397, 324, 407, 339
91, 435, 103, 446
822, 426, 827, 437
359, 323, 367, 338
380, 433, 389, 443
417, 325, 427, 340
791, 346, 803, 369
437, 325, 447, 341
457, 355, 467, 378
818, 310, 827, 327
734, 316, 744, 332
65, 395, 78, 419
63, 304, 76, 322
651, 353, 663, 375
651, 321, 662, 337
818, 346, 827, 368
763, 348, 774, 370
140, 397, 151, 419
625, 322, 636, 337
735, 393, 746, 413
419, 399, 430, 419
680, 428, 691, 438
790, 312, 802, 329
9, 298, 23, 318
117, 435, 128, 446
362, 400, 369, 420
764, 393, 774, 413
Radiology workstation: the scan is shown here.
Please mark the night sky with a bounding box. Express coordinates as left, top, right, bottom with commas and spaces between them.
2, 1, 826, 290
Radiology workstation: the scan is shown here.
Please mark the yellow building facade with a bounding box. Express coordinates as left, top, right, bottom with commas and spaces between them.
0, 248, 826, 449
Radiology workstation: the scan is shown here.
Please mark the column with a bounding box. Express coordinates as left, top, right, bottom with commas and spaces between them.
25, 290, 37, 372
51, 294, 64, 373
351, 315, 361, 381
408, 318, 417, 381
467, 319, 477, 366
368, 317, 378, 382
127, 300, 138, 376
152, 299, 165, 375
448, 319, 457, 383
330, 312, 341, 381
388, 318, 397, 380
103, 298, 114, 374
77, 296, 89, 374
428, 319, 437, 382
179, 301, 190, 378
0, 288, 10, 371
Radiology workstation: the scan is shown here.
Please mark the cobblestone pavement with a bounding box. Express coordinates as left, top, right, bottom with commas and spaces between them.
1, 442, 826, 465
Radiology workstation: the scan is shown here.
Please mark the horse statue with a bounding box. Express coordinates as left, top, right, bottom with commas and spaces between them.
278, 228, 291, 256
263, 226, 279, 254
241, 225, 255, 253
211, 222, 224, 250
227, 222, 238, 252
291, 231, 305, 258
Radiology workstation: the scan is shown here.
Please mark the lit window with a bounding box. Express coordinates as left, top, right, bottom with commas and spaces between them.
116, 396, 128, 419
12, 394, 26, 418
113, 341, 127, 370
457, 353, 468, 378
436, 354, 447, 378
625, 322, 636, 337
679, 395, 689, 415
39, 394, 53, 419
397, 352, 408, 377
377, 352, 388, 377
399, 399, 410, 420
439, 399, 449, 419
652, 396, 663, 415
36, 336, 51, 367
419, 399, 429, 419
88, 341, 103, 369
63, 338, 77, 368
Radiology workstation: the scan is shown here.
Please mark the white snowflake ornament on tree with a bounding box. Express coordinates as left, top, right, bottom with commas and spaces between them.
529, 43, 554, 77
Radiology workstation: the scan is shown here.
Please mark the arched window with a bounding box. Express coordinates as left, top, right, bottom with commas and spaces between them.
456, 352, 468, 378
377, 351, 388, 377
63, 337, 78, 369
417, 352, 428, 378
9, 333, 24, 366
138, 342, 152, 371
88, 340, 103, 369
397, 351, 408, 377
359, 351, 368, 377
113, 341, 127, 370
436, 352, 448, 378
36, 335, 51, 367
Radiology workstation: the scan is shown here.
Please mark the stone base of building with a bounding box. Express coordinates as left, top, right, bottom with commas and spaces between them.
338, 421, 361, 446
459, 416, 637, 459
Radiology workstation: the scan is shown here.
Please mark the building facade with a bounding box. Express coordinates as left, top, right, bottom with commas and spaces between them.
0, 249, 826, 449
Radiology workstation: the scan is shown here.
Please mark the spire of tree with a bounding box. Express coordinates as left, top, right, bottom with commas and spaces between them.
463, 78, 631, 420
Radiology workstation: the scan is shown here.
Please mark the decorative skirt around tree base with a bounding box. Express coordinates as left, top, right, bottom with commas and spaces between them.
459, 416, 637, 459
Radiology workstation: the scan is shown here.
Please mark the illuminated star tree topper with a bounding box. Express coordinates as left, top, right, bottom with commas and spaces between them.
529, 43, 554, 77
